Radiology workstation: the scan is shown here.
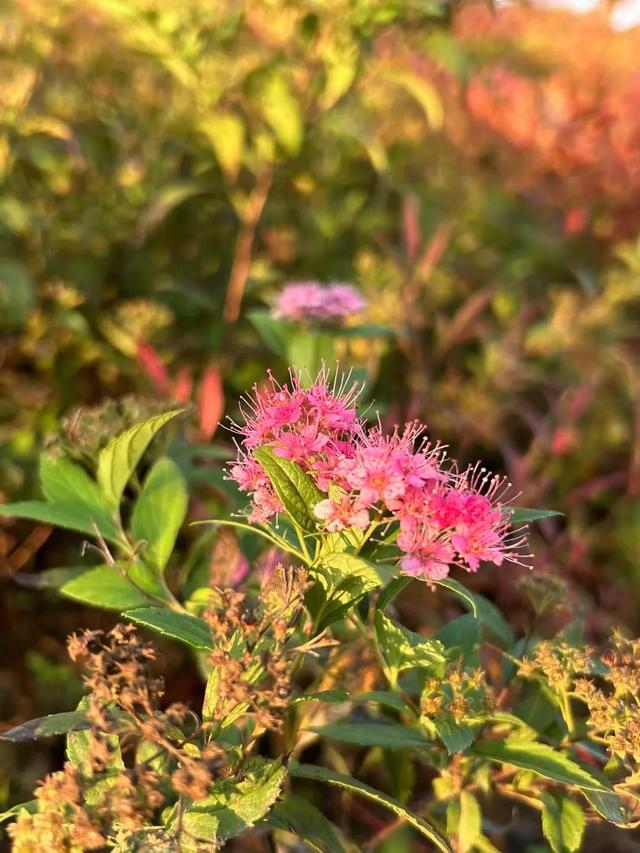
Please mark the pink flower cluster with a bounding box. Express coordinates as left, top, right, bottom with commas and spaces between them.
228, 370, 528, 583
272, 281, 366, 324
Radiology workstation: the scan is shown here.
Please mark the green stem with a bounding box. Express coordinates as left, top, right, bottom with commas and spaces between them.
294, 524, 312, 565
561, 688, 576, 739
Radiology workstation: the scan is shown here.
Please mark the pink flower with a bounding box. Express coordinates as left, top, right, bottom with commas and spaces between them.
272, 281, 366, 324
452, 525, 506, 573
247, 484, 283, 524
325, 283, 367, 317
400, 540, 455, 582
227, 369, 529, 584
346, 445, 407, 506
314, 496, 370, 532
273, 423, 331, 464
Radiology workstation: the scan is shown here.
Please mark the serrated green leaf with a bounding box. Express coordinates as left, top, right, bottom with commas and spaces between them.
58, 564, 156, 611
510, 508, 563, 524
472, 739, 614, 792
375, 611, 446, 674
268, 795, 346, 853
253, 446, 323, 533
541, 793, 585, 853
97, 410, 182, 507
0, 710, 87, 742
179, 757, 286, 844
311, 721, 429, 750
288, 762, 451, 852
123, 606, 213, 650
131, 456, 187, 572
321, 552, 385, 587
433, 717, 477, 755
0, 500, 121, 544
316, 572, 376, 631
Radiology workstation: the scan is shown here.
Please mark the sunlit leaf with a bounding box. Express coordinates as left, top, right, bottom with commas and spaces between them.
288, 763, 451, 852
131, 456, 188, 572
97, 410, 183, 507
122, 606, 213, 651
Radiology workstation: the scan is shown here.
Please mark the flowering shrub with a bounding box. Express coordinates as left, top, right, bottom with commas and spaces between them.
2, 377, 640, 850
229, 369, 527, 581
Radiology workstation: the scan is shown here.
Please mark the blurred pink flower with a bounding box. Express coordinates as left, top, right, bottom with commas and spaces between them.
272, 281, 366, 323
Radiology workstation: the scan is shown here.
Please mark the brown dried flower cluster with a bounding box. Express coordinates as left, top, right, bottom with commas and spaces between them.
518, 640, 593, 690
9, 624, 229, 851
574, 632, 640, 764
203, 566, 308, 733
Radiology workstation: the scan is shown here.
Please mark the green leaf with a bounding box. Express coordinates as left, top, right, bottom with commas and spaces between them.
180, 757, 286, 844
248, 310, 289, 358
123, 606, 213, 650
39, 454, 111, 516
0, 258, 34, 329
135, 181, 204, 242
510, 508, 563, 524
434, 577, 477, 616
131, 456, 188, 572
435, 579, 514, 647
354, 691, 409, 712
97, 410, 183, 507
200, 112, 245, 179
434, 614, 480, 663
290, 689, 349, 705
58, 564, 155, 611
67, 698, 123, 777
377, 575, 412, 611
0, 500, 121, 544
581, 788, 630, 825
311, 721, 429, 750
0, 711, 87, 742
383, 69, 444, 129
316, 572, 377, 631
433, 717, 477, 755
0, 801, 38, 825
340, 324, 394, 339
288, 762, 451, 853
287, 330, 335, 378
258, 71, 303, 155
447, 791, 481, 853
15, 566, 88, 590
375, 611, 446, 674
268, 795, 346, 853
253, 446, 323, 533
321, 552, 386, 587
472, 739, 615, 792
541, 793, 585, 853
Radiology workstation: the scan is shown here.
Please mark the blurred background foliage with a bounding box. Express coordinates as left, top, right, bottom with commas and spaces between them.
2, 0, 640, 828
